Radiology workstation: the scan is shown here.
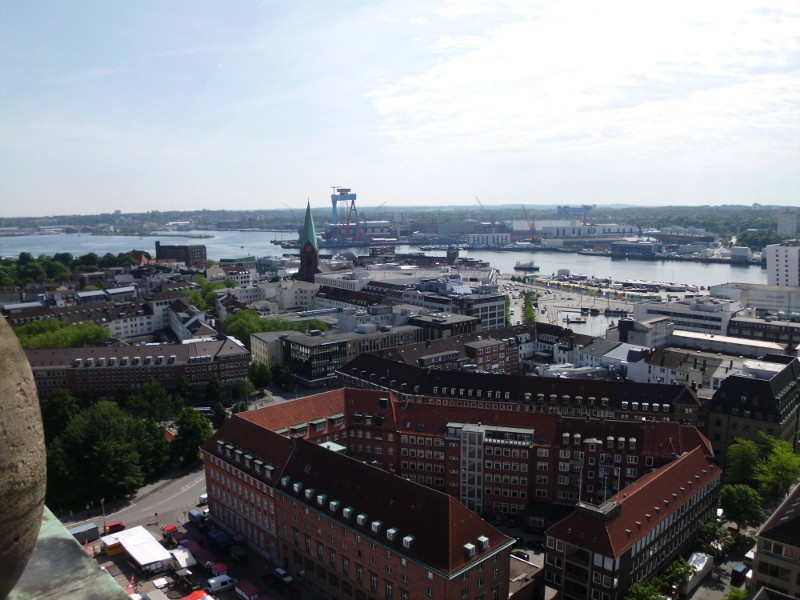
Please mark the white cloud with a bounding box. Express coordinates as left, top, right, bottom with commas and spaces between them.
366, 0, 800, 166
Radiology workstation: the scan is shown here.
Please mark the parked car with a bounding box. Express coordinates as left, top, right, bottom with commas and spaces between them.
273, 568, 293, 584
105, 521, 125, 534
207, 574, 237, 593
511, 550, 530, 561
731, 563, 749, 586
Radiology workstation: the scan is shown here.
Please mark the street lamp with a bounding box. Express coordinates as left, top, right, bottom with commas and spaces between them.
101, 498, 106, 533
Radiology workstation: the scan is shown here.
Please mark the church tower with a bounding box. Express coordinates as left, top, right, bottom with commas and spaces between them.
294, 201, 320, 283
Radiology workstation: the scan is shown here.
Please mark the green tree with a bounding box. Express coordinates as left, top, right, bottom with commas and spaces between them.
75, 252, 99, 271
133, 419, 171, 482
249, 362, 272, 388
694, 514, 733, 558
15, 320, 110, 349
52, 252, 74, 266
242, 378, 257, 402
42, 387, 80, 444
504, 295, 511, 325
522, 291, 536, 324
661, 556, 696, 589
125, 378, 183, 421
99, 252, 120, 268
44, 260, 71, 280
724, 438, 760, 486
0, 266, 17, 286
722, 587, 748, 600
172, 407, 213, 464
270, 363, 292, 389
205, 375, 224, 405
719, 484, 766, 530
211, 402, 228, 429
19, 261, 47, 283
755, 438, 800, 497
221, 310, 328, 350
176, 375, 193, 403
625, 581, 662, 600
46, 401, 149, 506
184, 288, 207, 310
220, 310, 264, 348
231, 401, 249, 415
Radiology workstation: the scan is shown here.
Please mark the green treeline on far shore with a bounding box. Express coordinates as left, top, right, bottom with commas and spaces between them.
0, 250, 151, 287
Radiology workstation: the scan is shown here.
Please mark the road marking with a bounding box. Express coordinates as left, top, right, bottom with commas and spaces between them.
160, 476, 204, 505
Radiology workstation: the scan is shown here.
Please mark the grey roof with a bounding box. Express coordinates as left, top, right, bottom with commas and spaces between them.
580, 339, 622, 358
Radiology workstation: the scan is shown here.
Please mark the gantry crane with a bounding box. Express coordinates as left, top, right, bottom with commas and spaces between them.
556, 204, 596, 226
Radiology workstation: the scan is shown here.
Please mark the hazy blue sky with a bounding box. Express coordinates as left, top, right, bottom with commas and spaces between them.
1, 1, 798, 217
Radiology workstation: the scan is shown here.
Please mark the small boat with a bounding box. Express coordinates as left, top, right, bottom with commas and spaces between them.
563, 315, 587, 324
514, 260, 540, 272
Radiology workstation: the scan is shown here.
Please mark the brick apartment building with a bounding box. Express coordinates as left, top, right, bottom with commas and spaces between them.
202, 388, 717, 600
203, 388, 715, 567
706, 354, 800, 462
203, 405, 515, 600
154, 241, 207, 266
544, 446, 720, 600
25, 337, 250, 402
339, 354, 703, 428
752, 483, 800, 597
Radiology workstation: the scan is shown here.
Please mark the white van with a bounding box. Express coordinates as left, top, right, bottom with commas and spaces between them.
207, 574, 237, 592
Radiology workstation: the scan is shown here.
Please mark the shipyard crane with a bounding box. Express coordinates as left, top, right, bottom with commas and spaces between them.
475, 195, 495, 224
556, 204, 596, 226
520, 204, 540, 244
520, 204, 537, 233
282, 202, 300, 220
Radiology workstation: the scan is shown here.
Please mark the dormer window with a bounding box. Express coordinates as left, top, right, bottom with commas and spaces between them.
371, 521, 383, 534
386, 528, 398, 541
357, 514, 367, 526
403, 535, 415, 549
464, 543, 476, 558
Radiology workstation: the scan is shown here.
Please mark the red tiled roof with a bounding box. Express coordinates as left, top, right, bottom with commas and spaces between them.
757, 483, 800, 546
545, 446, 719, 557
239, 389, 348, 431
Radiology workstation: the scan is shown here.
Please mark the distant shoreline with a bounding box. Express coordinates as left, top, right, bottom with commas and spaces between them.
92, 232, 215, 239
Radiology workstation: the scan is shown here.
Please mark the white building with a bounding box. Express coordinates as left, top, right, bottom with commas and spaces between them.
669, 330, 787, 358
710, 282, 800, 317
776, 209, 798, 239
467, 232, 512, 247
765, 240, 800, 287
633, 298, 739, 335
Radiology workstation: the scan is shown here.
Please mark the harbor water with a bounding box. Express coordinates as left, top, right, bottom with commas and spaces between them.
0, 230, 768, 289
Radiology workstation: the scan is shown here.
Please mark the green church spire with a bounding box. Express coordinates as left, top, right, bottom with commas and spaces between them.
300, 201, 318, 250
